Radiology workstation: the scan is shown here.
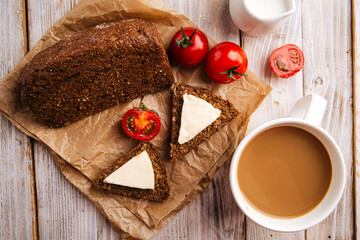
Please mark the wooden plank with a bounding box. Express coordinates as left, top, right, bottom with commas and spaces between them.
0, 0, 37, 239
154, 0, 245, 239
26, 0, 120, 239
353, 0, 360, 239
33, 142, 120, 239
302, 0, 354, 239
241, 1, 305, 240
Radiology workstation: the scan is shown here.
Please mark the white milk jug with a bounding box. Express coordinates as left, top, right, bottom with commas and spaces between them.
229, 0, 296, 36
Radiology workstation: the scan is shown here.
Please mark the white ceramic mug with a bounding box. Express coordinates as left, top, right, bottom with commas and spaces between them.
229, 95, 346, 232
229, 0, 296, 36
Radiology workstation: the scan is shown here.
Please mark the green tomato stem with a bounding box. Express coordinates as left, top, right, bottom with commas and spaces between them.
220, 65, 247, 81
175, 27, 197, 48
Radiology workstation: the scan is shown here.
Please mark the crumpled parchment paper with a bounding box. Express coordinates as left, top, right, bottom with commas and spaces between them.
0, 0, 271, 239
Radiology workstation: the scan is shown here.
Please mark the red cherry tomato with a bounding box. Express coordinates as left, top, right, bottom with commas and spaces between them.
169, 27, 209, 67
205, 42, 248, 84
269, 44, 304, 78
122, 103, 161, 141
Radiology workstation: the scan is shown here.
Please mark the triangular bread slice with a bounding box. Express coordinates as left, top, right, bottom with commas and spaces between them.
170, 84, 239, 160
93, 142, 169, 201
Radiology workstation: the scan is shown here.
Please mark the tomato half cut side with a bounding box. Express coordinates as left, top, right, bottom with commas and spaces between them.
121, 104, 161, 141
269, 44, 304, 78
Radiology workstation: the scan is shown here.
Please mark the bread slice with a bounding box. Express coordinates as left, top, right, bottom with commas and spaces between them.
93, 142, 169, 201
170, 84, 239, 160
20, 19, 174, 128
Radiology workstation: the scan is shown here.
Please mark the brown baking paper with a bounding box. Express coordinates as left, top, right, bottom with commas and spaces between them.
0, 0, 271, 239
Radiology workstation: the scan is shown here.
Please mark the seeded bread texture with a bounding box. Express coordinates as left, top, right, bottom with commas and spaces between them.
170, 84, 239, 160
93, 142, 170, 201
20, 19, 174, 128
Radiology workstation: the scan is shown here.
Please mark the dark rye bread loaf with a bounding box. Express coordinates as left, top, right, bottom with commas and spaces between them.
93, 142, 170, 201
20, 19, 174, 128
170, 84, 239, 160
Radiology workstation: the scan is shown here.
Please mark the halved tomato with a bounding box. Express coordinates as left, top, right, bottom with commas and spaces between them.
122, 103, 161, 141
269, 44, 304, 78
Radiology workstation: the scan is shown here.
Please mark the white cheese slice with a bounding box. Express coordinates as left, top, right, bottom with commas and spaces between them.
103, 151, 155, 189
178, 93, 221, 144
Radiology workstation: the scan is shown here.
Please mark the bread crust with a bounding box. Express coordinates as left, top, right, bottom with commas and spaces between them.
20, 19, 174, 128
170, 84, 239, 160
93, 142, 170, 201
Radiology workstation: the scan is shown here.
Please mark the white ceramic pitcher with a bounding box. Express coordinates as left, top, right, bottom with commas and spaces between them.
229, 0, 296, 36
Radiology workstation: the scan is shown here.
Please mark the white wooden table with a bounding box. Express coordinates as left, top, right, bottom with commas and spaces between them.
1, 0, 359, 239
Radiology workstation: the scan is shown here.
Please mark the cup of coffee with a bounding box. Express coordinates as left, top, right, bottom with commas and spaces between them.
230, 95, 346, 231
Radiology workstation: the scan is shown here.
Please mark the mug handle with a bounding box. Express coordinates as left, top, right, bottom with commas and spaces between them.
289, 94, 327, 126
